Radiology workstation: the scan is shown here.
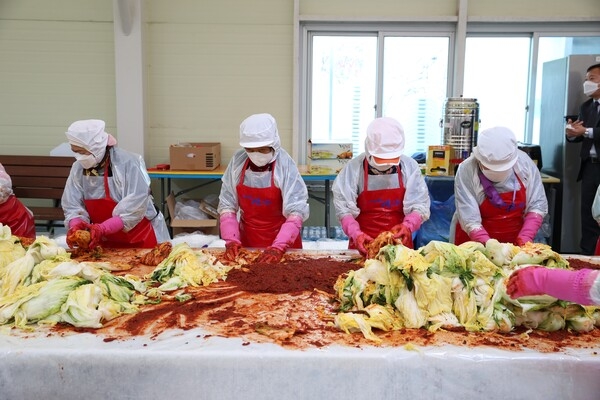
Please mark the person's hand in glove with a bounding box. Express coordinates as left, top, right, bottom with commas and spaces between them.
254, 215, 303, 263
515, 212, 544, 247
224, 241, 242, 262
88, 216, 124, 248
507, 266, 599, 305
341, 215, 373, 256
255, 247, 285, 263
392, 212, 422, 247
220, 212, 242, 262
468, 227, 491, 244
66, 217, 90, 248
515, 237, 528, 247
391, 224, 412, 246
354, 232, 374, 256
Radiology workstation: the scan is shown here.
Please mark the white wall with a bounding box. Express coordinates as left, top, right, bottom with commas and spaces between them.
145, 0, 294, 166
1, 0, 599, 227
2, 0, 599, 162
0, 0, 115, 155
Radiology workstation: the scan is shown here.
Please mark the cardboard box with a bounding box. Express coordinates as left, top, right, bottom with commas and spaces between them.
307, 158, 351, 174
167, 192, 219, 236
308, 140, 353, 159
426, 145, 454, 176
170, 142, 221, 171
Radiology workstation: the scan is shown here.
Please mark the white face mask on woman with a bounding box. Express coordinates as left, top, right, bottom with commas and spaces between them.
584, 80, 600, 97
247, 151, 274, 167
75, 153, 98, 169
482, 168, 512, 183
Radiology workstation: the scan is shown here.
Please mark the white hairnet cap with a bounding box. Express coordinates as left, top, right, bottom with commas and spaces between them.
472, 126, 518, 171
65, 119, 116, 160
365, 117, 405, 158
239, 113, 280, 149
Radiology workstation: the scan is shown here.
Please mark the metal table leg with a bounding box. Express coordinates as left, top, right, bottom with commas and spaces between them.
325, 179, 331, 238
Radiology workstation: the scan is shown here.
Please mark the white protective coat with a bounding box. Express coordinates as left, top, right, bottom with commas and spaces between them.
217, 146, 309, 221
332, 153, 430, 221
0, 164, 13, 204
61, 147, 170, 242
453, 150, 548, 235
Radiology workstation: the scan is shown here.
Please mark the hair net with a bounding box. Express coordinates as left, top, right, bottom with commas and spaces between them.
472, 126, 518, 171
65, 119, 117, 160
365, 117, 405, 158
239, 113, 281, 151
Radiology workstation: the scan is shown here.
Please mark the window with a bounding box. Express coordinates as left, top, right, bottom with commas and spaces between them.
309, 35, 377, 158
304, 29, 452, 160
382, 36, 449, 156
463, 37, 531, 142
300, 22, 600, 161
532, 36, 600, 143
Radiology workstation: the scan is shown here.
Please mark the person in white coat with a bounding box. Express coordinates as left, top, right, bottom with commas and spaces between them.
0, 163, 35, 239
62, 119, 170, 249
218, 113, 309, 263
452, 126, 548, 246
332, 117, 430, 255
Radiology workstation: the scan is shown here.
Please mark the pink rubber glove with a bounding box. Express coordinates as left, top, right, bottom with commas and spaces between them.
255, 247, 285, 263
66, 217, 90, 248
341, 215, 373, 255
271, 215, 303, 251
402, 212, 423, 233
507, 266, 600, 305
68, 217, 88, 231
516, 212, 544, 245
355, 233, 373, 256
89, 216, 124, 248
219, 212, 241, 246
391, 223, 412, 246
469, 227, 491, 244
224, 242, 242, 262
341, 215, 363, 242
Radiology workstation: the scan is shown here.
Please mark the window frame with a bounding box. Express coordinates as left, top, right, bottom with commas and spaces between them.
299, 22, 455, 163
297, 21, 600, 161
465, 22, 600, 143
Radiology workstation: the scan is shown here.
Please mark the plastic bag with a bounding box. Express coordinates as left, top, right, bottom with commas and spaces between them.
533, 214, 551, 245
414, 194, 456, 248
173, 198, 211, 221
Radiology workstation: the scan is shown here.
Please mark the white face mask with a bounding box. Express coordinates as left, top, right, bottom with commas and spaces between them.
247, 151, 274, 167
369, 156, 397, 171
482, 168, 512, 183
583, 80, 600, 97
76, 153, 98, 169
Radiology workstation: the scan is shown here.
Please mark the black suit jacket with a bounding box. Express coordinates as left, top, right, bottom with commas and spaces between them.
568, 98, 600, 180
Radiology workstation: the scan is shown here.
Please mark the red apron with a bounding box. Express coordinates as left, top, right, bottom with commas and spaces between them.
0, 195, 35, 239
455, 174, 527, 245
595, 238, 600, 256
84, 159, 157, 248
351, 159, 411, 249
236, 159, 302, 249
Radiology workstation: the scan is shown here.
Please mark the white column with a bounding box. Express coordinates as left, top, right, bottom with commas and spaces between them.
453, 0, 468, 97
113, 0, 145, 156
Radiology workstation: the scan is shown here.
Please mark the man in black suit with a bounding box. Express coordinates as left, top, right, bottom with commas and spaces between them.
566, 63, 600, 255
